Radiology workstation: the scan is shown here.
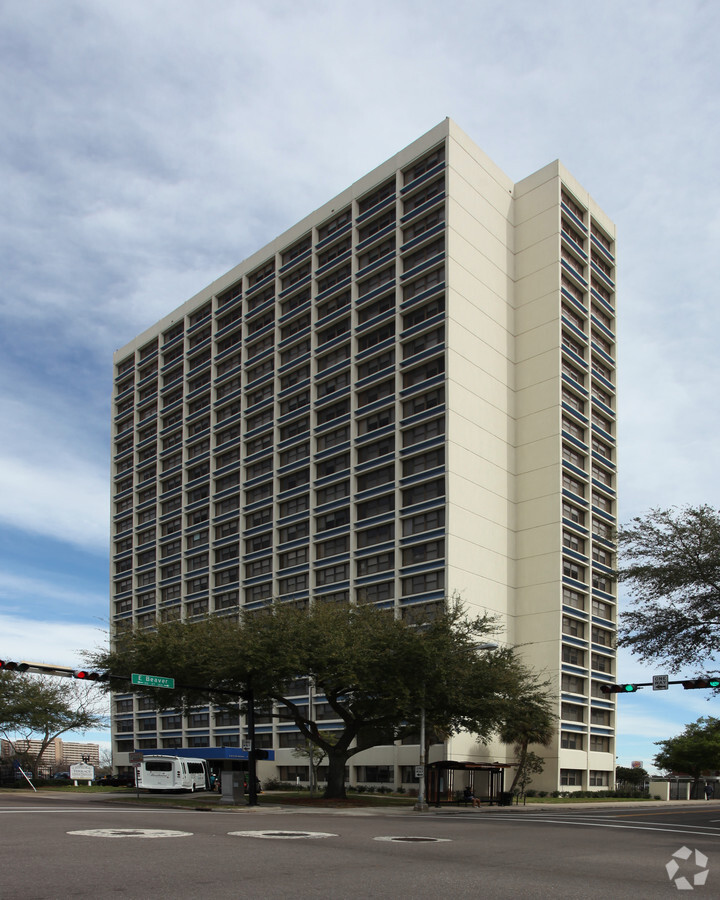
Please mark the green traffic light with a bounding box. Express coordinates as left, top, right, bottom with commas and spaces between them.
622, 684, 637, 692
709, 680, 720, 688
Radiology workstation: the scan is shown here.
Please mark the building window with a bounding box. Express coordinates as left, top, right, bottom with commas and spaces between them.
279, 547, 309, 568
562, 616, 585, 638
316, 536, 349, 559
591, 653, 612, 674
560, 769, 583, 787
356, 524, 394, 549
590, 708, 611, 726
316, 564, 349, 586
279, 573, 309, 594
591, 599, 613, 619
561, 674, 585, 694
562, 587, 585, 610
402, 570, 444, 595
561, 703, 584, 723
357, 552, 394, 576
560, 732, 584, 750
563, 531, 585, 554
591, 626, 613, 646
563, 560, 585, 581
401, 540, 444, 565
357, 581, 394, 603
562, 645, 585, 666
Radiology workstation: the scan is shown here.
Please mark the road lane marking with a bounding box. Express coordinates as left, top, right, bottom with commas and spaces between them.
438, 814, 720, 838
228, 830, 337, 839
67, 828, 193, 838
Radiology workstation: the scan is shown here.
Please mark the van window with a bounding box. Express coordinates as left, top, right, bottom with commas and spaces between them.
187, 763, 204, 773
146, 761, 173, 772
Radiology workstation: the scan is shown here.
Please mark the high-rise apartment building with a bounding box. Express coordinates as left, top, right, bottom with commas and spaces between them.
111, 119, 617, 792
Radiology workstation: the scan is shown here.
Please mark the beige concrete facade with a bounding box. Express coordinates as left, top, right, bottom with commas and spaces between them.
110, 120, 617, 793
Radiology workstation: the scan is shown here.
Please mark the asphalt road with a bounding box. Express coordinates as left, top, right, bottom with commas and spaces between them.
2, 793, 720, 899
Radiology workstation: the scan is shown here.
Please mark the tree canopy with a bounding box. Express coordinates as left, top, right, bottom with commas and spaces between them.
0, 672, 107, 777
617, 505, 720, 671
90, 599, 554, 798
615, 766, 648, 790
654, 717, 720, 795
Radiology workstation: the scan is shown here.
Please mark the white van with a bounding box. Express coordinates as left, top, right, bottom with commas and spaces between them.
137, 756, 209, 792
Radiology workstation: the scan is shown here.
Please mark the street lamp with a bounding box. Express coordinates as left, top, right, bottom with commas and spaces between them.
414, 641, 498, 811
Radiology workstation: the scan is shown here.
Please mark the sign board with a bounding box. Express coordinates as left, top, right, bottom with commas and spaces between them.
128, 751, 144, 763
653, 674, 669, 691
631, 760, 644, 769
131, 673, 175, 689
415, 765, 425, 778
242, 740, 251, 751
70, 763, 94, 780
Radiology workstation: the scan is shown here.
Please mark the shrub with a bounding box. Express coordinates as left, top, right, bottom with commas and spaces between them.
262, 778, 300, 791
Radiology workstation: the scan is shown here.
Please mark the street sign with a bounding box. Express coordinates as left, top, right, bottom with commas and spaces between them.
415, 765, 425, 778
131, 673, 175, 689
653, 674, 669, 691
242, 740, 251, 751
128, 751, 144, 763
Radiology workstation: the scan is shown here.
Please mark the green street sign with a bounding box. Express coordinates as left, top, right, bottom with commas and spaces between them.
131, 673, 175, 689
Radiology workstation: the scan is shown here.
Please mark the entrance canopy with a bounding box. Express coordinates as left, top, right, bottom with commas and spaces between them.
136, 748, 275, 762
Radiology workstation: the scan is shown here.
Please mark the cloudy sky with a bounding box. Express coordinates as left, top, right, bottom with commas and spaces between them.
1, 0, 719, 768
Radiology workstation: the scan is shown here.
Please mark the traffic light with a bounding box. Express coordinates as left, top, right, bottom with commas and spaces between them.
600, 684, 639, 694
681, 678, 720, 690
0, 660, 30, 672
73, 670, 111, 681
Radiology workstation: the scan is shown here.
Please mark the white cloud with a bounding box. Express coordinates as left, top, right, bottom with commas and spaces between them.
0, 612, 108, 667
0, 456, 108, 551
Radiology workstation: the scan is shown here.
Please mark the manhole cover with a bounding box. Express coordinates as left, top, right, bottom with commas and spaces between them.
228, 830, 337, 840
374, 836, 451, 843
67, 829, 193, 839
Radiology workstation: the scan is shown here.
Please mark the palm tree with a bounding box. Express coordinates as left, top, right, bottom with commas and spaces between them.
499, 690, 555, 793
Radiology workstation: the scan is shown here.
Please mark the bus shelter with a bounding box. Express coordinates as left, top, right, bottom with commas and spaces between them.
426, 760, 514, 805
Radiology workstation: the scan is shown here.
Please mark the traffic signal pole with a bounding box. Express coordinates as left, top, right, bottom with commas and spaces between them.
1, 658, 262, 805
600, 677, 720, 694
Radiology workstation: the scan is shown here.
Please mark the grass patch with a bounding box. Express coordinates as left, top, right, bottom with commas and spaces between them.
523, 795, 660, 804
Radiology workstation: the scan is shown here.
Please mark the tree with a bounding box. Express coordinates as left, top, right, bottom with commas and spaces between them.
615, 766, 648, 791
90, 599, 552, 799
513, 751, 545, 795
0, 672, 107, 778
292, 731, 336, 794
617, 505, 720, 671
498, 685, 555, 792
654, 717, 720, 798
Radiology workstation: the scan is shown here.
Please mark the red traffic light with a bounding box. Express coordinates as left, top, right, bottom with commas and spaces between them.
600, 684, 639, 694
73, 670, 110, 681
0, 660, 30, 672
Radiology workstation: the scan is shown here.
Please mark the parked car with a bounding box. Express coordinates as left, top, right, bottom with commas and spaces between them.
95, 772, 135, 787
52, 772, 71, 781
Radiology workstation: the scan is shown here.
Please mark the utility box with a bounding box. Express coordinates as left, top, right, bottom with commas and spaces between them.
220, 769, 246, 805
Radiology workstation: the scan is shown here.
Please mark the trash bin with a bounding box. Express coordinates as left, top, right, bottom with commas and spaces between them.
498, 791, 513, 806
